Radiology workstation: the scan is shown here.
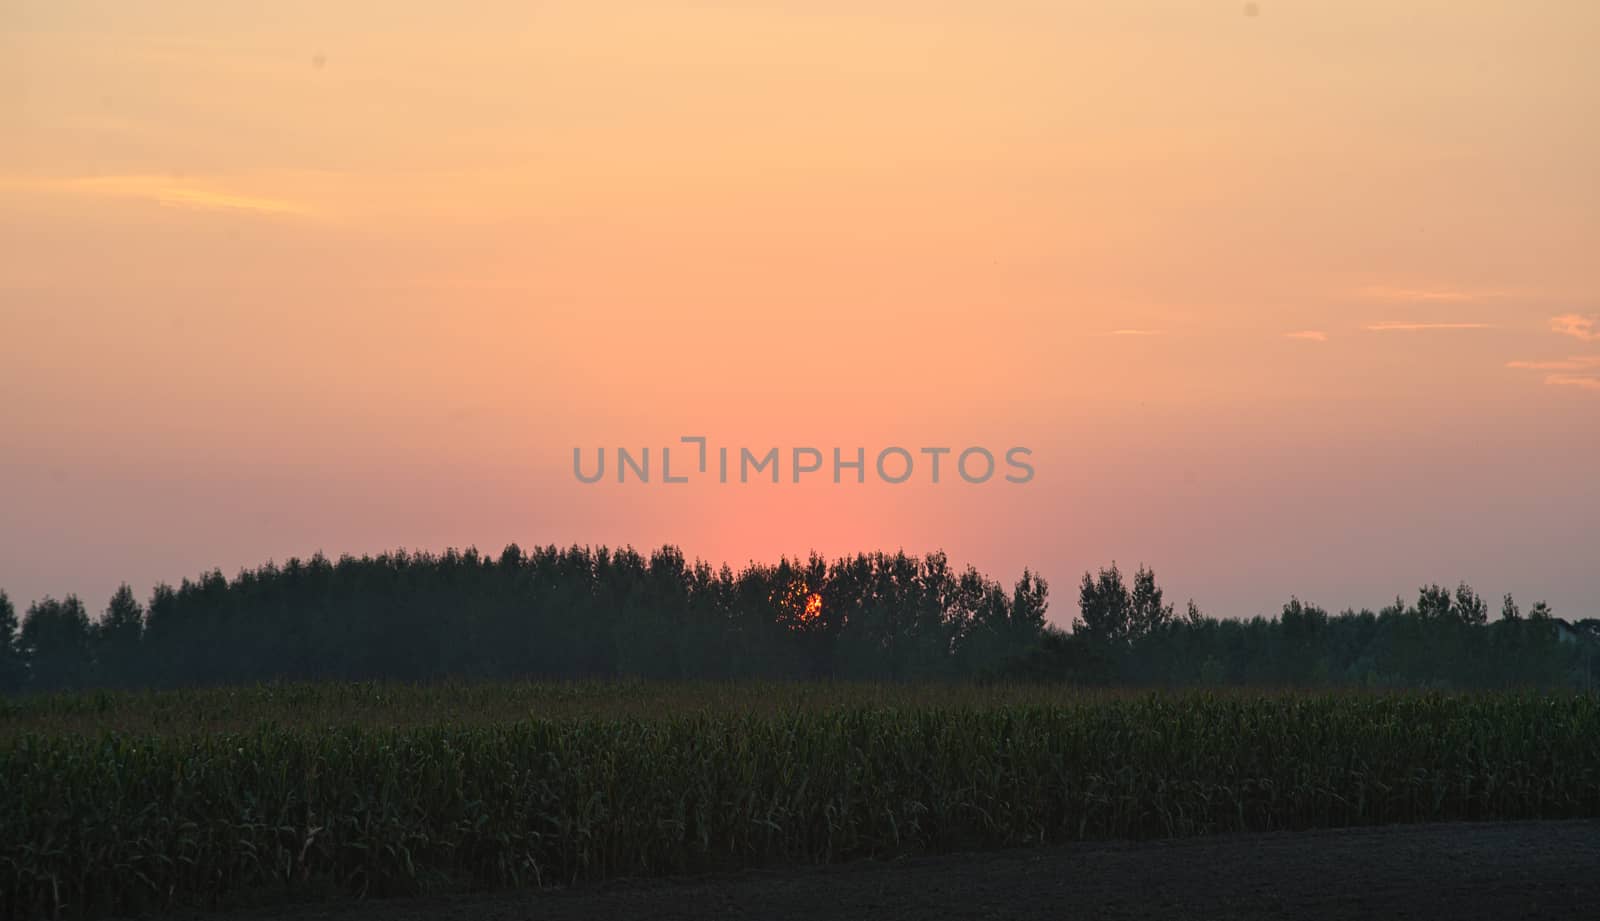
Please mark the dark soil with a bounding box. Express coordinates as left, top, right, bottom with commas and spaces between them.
198, 821, 1600, 920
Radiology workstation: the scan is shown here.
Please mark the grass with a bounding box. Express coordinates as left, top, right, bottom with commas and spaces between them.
2, 683, 1597, 919
0, 681, 1170, 738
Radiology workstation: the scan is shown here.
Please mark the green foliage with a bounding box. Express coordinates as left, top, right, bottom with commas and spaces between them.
2, 686, 1596, 919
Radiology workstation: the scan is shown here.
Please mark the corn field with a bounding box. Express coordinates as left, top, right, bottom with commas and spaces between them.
2, 685, 1598, 919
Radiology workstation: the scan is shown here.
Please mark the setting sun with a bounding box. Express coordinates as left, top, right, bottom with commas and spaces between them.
802, 592, 823, 627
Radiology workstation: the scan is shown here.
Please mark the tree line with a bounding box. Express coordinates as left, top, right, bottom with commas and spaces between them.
0, 545, 1045, 691
1014, 564, 1596, 689
0, 547, 1593, 693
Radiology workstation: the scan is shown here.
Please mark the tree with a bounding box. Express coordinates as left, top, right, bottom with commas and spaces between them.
20, 596, 93, 691
1279, 597, 1330, 684
1452, 583, 1488, 626
1010, 569, 1050, 636
1076, 564, 1131, 646
5, 544, 1582, 692
1501, 594, 1521, 622
0, 591, 23, 693
1129, 565, 1173, 639
1416, 584, 1453, 622
94, 584, 145, 687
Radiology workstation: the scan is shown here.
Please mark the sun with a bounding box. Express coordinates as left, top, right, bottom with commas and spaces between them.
775, 578, 824, 630
801, 591, 823, 625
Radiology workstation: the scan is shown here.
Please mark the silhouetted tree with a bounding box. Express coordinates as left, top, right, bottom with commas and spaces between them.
0, 591, 23, 693
6, 550, 1587, 692
1452, 583, 1488, 626
20, 596, 93, 692
1021, 568, 1586, 690
1129, 565, 1173, 639
1076, 564, 1131, 646
1416, 584, 1453, 622
94, 584, 145, 687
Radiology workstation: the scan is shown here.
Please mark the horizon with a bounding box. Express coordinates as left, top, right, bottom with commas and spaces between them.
2, 539, 1589, 629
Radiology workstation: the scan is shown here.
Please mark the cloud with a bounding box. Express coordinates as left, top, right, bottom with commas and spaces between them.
1284, 330, 1328, 342
0, 175, 313, 217
1357, 286, 1512, 303
1505, 356, 1600, 371
1365, 322, 1495, 332
1105, 329, 1165, 336
1550, 314, 1599, 342
1544, 374, 1600, 391
1505, 354, 1600, 393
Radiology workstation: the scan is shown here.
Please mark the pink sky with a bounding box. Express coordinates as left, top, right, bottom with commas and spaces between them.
2, 1, 1597, 623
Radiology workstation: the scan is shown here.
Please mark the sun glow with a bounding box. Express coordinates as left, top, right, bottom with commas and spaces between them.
802, 592, 823, 626
775, 578, 824, 630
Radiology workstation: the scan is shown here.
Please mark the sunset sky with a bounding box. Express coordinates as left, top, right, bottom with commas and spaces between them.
3, 1, 1597, 624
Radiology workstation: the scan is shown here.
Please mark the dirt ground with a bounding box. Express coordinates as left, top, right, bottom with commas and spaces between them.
206, 821, 1600, 921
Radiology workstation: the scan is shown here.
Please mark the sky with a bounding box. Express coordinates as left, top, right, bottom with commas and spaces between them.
2, 1, 1597, 625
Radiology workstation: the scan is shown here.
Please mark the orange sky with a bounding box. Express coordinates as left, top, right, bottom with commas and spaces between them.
2, 1, 1597, 622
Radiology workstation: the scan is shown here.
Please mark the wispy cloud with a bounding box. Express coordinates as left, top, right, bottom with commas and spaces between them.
1357, 285, 1513, 303
0, 175, 313, 217
1506, 353, 1600, 394
1550, 314, 1599, 342
1284, 330, 1328, 342
1505, 356, 1600, 371
1545, 374, 1600, 391
1366, 322, 1495, 332
1105, 329, 1164, 336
